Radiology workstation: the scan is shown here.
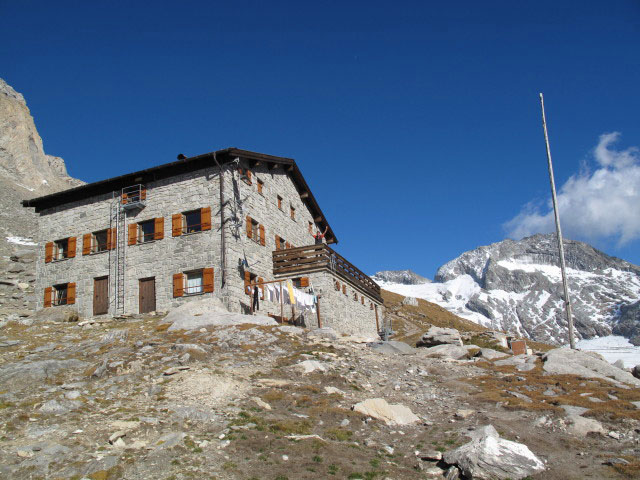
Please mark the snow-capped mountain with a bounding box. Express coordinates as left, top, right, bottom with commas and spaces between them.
378, 234, 640, 345
372, 270, 430, 285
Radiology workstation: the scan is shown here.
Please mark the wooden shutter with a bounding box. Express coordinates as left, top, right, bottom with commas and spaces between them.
140, 187, 147, 200
107, 228, 115, 250
335, 281, 340, 291
121, 192, 128, 204
285, 241, 290, 249
128, 223, 138, 245
246, 170, 252, 184
82, 234, 92, 255
275, 235, 281, 250
259, 224, 265, 246
203, 268, 214, 293
173, 273, 184, 297
45, 241, 53, 263
244, 270, 251, 295
154, 217, 164, 240
67, 283, 76, 305
172, 214, 182, 236
246, 215, 252, 238
44, 287, 52, 307
361, 296, 364, 305
201, 207, 211, 231
67, 237, 77, 258
300, 277, 309, 288
342, 285, 346, 295
258, 277, 264, 300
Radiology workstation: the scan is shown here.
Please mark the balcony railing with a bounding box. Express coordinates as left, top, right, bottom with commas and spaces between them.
272, 244, 382, 302
121, 184, 146, 210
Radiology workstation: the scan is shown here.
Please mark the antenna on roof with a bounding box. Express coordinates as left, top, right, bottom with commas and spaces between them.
539, 93, 576, 350
177, 154, 186, 160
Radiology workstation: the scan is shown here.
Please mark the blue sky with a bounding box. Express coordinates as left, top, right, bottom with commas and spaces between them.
2, 1, 640, 277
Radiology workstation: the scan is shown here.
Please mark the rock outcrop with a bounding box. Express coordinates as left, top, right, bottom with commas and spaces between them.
372, 270, 430, 285
417, 326, 463, 347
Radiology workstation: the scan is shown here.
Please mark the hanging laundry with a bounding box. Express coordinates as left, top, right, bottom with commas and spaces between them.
287, 280, 295, 305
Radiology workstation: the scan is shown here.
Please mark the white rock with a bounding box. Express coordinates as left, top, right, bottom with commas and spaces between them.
324, 386, 346, 395
252, 397, 272, 410
295, 360, 327, 374
352, 398, 420, 426
566, 416, 605, 437
417, 326, 463, 347
443, 425, 545, 479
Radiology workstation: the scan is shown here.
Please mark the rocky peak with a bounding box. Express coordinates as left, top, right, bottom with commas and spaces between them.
372, 269, 431, 285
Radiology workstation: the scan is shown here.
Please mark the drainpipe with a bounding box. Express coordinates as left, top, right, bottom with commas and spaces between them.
212, 152, 226, 290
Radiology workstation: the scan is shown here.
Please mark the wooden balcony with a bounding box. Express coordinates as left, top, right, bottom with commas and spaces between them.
272, 244, 382, 303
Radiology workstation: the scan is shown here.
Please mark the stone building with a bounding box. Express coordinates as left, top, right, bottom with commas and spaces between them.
22, 148, 383, 336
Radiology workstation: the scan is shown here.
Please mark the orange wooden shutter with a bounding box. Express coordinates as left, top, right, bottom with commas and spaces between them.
121, 192, 128, 204
275, 235, 280, 250
285, 241, 290, 249
173, 273, 184, 297
128, 224, 137, 245
201, 207, 211, 231
45, 242, 53, 263
203, 268, 214, 293
67, 283, 76, 305
342, 285, 346, 294
259, 224, 265, 246
67, 237, 76, 258
246, 215, 252, 238
140, 187, 147, 200
361, 296, 364, 305
44, 287, 52, 307
300, 277, 309, 288
244, 271, 251, 295
335, 281, 340, 291
172, 214, 182, 236
258, 277, 264, 300
154, 217, 164, 240
107, 228, 115, 250
82, 234, 92, 255
247, 170, 252, 183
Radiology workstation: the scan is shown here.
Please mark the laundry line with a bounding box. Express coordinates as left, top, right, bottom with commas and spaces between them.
245, 277, 319, 327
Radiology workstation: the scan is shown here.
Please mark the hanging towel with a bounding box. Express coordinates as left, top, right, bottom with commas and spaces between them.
287, 280, 295, 305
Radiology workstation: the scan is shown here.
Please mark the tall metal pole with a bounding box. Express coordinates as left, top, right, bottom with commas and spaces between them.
539, 93, 576, 349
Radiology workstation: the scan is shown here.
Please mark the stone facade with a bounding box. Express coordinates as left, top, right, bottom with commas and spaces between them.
32, 151, 383, 336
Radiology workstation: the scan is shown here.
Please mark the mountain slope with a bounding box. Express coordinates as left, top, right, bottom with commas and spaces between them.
380, 234, 640, 345
0, 78, 83, 320
372, 269, 430, 285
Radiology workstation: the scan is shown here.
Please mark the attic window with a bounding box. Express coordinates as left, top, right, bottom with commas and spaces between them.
239, 167, 252, 185
290, 205, 295, 220
257, 179, 264, 194
277, 195, 283, 210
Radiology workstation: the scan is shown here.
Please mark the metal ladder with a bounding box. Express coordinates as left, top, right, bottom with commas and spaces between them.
112, 193, 126, 315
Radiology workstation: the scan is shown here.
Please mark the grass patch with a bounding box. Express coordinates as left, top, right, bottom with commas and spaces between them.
326, 428, 353, 441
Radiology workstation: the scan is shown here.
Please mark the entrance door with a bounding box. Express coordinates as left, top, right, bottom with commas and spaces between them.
139, 277, 156, 314
93, 276, 109, 315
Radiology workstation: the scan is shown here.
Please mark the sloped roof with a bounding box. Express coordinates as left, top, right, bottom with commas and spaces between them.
22, 147, 337, 244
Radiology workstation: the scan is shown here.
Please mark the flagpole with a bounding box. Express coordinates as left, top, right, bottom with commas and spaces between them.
539, 93, 576, 349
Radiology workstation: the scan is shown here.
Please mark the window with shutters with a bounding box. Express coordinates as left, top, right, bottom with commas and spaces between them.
92, 229, 109, 253
238, 167, 252, 185
173, 267, 214, 297
173, 207, 211, 236
290, 205, 296, 220
138, 220, 156, 243
53, 238, 70, 261
249, 218, 259, 244
257, 179, 264, 195
53, 283, 69, 306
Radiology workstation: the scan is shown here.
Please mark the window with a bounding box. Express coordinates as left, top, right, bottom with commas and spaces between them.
238, 167, 252, 185
308, 221, 313, 234
257, 179, 264, 194
290, 205, 295, 220
277, 195, 283, 210
184, 210, 202, 233
246, 215, 265, 246
93, 229, 108, 253
54, 283, 68, 305
185, 270, 204, 295
139, 220, 155, 243
54, 238, 69, 260
173, 268, 214, 297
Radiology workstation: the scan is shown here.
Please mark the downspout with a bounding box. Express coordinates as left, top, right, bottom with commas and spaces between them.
212, 152, 226, 289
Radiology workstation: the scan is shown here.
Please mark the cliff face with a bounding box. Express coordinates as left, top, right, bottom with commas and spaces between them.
0, 78, 83, 320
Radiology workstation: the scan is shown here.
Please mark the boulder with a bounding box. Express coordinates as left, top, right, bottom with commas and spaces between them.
30, 306, 79, 323
566, 415, 605, 437
442, 425, 545, 479
632, 365, 640, 380
161, 297, 276, 331
475, 348, 509, 361
294, 360, 327, 374
352, 398, 420, 426
542, 348, 640, 387
307, 327, 339, 340
612, 359, 625, 370
417, 326, 463, 348
402, 296, 419, 306
370, 340, 415, 355
417, 344, 470, 360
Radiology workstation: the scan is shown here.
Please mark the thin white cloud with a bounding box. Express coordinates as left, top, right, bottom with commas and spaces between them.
505, 133, 640, 246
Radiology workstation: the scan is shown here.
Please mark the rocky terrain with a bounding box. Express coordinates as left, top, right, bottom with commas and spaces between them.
373, 271, 431, 285
377, 234, 640, 345
0, 78, 83, 321
0, 294, 639, 479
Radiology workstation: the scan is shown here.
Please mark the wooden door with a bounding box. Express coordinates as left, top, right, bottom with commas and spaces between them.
93, 276, 109, 315
139, 277, 156, 314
